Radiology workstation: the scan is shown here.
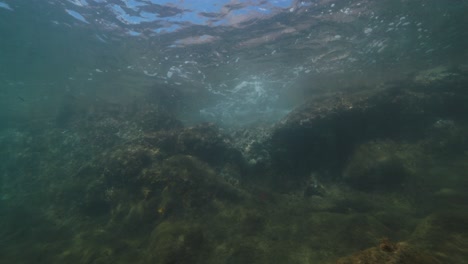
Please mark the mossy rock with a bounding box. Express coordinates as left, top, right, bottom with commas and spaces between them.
226, 242, 265, 264
140, 155, 244, 216
146, 221, 208, 264
335, 240, 440, 264
103, 145, 155, 187
343, 141, 415, 191
136, 106, 183, 132
176, 123, 244, 167
409, 212, 468, 263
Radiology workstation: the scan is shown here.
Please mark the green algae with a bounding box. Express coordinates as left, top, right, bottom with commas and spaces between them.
1, 76, 468, 263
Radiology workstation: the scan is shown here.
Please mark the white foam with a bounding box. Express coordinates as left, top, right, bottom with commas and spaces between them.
0, 2, 13, 11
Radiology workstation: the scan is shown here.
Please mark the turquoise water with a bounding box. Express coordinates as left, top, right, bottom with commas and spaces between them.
1, 1, 467, 263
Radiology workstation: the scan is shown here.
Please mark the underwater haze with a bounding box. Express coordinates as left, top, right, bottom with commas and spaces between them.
1, 0, 468, 263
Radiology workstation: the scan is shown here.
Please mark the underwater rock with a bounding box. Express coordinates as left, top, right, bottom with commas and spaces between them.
4, 71, 466, 264
56, 99, 183, 150
140, 155, 245, 216
228, 124, 274, 167
176, 123, 244, 167
102, 145, 155, 189
267, 75, 468, 189
409, 212, 468, 263
425, 120, 468, 158
142, 122, 245, 170
268, 88, 409, 182
342, 141, 413, 191
335, 239, 440, 264
146, 221, 208, 264
85, 149, 246, 222
226, 242, 263, 264
333, 210, 468, 264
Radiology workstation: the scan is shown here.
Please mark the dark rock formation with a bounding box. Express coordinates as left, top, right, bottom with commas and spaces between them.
266, 74, 468, 190
335, 239, 440, 264
342, 141, 413, 191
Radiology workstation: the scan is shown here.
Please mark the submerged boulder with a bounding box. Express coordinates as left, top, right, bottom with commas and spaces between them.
335, 238, 440, 264
267, 74, 468, 189
270, 88, 422, 179
342, 141, 415, 191
141, 123, 245, 169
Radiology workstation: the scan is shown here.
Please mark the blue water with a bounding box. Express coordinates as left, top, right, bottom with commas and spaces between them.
1, 0, 465, 126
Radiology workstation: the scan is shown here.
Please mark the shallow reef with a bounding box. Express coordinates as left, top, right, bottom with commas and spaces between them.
0, 67, 467, 263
